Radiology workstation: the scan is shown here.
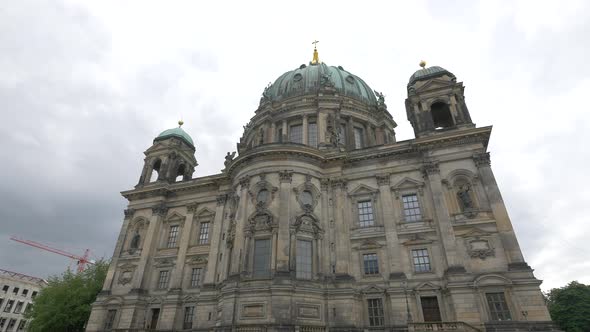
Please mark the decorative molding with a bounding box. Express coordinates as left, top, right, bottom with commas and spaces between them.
153, 258, 175, 268
375, 174, 390, 186
320, 178, 330, 191
402, 234, 434, 246
391, 177, 426, 199
291, 211, 323, 239
216, 194, 228, 206
151, 204, 168, 217
123, 209, 135, 220
239, 176, 250, 189
278, 170, 293, 183
187, 203, 199, 213
186, 255, 208, 266
421, 161, 440, 178
293, 181, 321, 212
117, 263, 137, 285
331, 178, 347, 190
473, 152, 491, 168
354, 239, 384, 250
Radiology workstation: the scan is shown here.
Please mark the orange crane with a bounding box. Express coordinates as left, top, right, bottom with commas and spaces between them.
10, 236, 94, 273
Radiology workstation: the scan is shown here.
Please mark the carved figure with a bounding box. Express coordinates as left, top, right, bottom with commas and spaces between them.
130, 231, 141, 249
224, 151, 236, 168
457, 184, 474, 210
374, 90, 385, 105
320, 73, 334, 87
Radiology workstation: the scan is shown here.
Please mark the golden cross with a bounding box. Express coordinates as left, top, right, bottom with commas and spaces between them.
312, 40, 319, 49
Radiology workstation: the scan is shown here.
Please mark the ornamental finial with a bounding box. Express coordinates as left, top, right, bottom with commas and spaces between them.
419, 60, 427, 68
311, 40, 320, 65
178, 120, 184, 127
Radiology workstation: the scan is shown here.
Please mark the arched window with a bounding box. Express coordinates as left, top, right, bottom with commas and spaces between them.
150, 159, 162, 182
176, 164, 186, 182
431, 102, 454, 129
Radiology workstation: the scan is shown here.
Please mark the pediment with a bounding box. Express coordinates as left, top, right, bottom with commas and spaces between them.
459, 227, 492, 238
182, 295, 196, 303
348, 184, 379, 197
361, 285, 386, 294
402, 234, 434, 246
118, 262, 137, 270
154, 258, 175, 268
474, 274, 512, 287
104, 296, 124, 305
165, 211, 186, 223
391, 177, 424, 190
196, 207, 215, 219
414, 78, 454, 93
148, 296, 163, 304
415, 281, 440, 291
186, 255, 208, 265
353, 239, 384, 250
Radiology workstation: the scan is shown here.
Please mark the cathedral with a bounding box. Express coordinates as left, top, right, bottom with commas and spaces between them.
86, 47, 559, 332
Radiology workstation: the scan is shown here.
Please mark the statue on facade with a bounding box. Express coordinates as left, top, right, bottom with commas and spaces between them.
457, 184, 474, 210
374, 90, 385, 105
224, 151, 236, 169
129, 230, 140, 250
320, 72, 334, 87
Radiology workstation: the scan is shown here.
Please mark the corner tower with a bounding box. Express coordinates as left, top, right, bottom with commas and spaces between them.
405, 62, 474, 138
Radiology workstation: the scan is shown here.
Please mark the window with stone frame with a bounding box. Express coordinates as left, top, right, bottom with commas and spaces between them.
412, 248, 432, 272
13, 301, 23, 314
21, 289, 28, 297
157, 270, 170, 289
198, 222, 210, 244
104, 309, 117, 330
486, 292, 512, 321
253, 238, 271, 277
367, 298, 384, 326
354, 127, 364, 149
190, 267, 203, 287
17, 320, 26, 331
4, 299, 14, 312
0, 318, 5, 330
402, 194, 422, 222
166, 225, 179, 248
357, 200, 375, 227
308, 122, 318, 147
296, 239, 313, 280
0, 298, 3, 309
183, 306, 195, 329
6, 319, 16, 331
290, 124, 303, 144
363, 253, 379, 275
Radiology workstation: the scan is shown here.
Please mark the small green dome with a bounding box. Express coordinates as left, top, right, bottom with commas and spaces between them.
408, 66, 456, 85
262, 62, 378, 106
154, 127, 195, 149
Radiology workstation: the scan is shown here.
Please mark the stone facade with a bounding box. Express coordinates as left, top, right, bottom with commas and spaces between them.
0, 269, 46, 331
86, 60, 558, 331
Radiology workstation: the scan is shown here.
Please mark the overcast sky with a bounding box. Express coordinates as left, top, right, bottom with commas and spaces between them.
1, 0, 588, 291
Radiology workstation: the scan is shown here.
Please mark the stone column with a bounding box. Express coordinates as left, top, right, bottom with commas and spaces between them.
332, 179, 351, 276
318, 112, 326, 146
169, 204, 197, 290
473, 152, 528, 269
230, 177, 250, 276
101, 209, 134, 291
270, 123, 276, 143
204, 195, 227, 284
302, 114, 309, 145
132, 204, 168, 290
375, 175, 405, 278
320, 179, 331, 275
276, 170, 293, 274
421, 162, 465, 273
282, 120, 288, 142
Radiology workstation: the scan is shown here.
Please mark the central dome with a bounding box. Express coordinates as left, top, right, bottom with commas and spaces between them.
263, 62, 378, 106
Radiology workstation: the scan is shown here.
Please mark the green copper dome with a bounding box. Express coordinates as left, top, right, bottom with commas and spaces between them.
154, 126, 195, 149
262, 62, 378, 106
408, 66, 456, 85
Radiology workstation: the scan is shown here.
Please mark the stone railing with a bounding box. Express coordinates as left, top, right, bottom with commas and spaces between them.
409, 322, 482, 332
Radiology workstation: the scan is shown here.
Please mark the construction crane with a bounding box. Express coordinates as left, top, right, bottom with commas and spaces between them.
10, 236, 94, 273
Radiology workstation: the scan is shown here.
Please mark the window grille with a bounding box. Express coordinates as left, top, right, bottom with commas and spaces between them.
486, 292, 512, 321
167, 225, 179, 248
402, 194, 422, 222
296, 240, 313, 279
412, 249, 431, 272
367, 298, 384, 326
157, 270, 169, 289
358, 200, 375, 227
363, 253, 379, 275
199, 222, 210, 244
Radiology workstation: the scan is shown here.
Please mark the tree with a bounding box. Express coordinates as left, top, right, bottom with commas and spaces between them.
546, 281, 590, 332
26, 260, 109, 332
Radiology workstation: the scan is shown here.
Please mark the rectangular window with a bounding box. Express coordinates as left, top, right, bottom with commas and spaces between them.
367, 298, 384, 327
198, 222, 210, 244
17, 320, 26, 331
7, 319, 16, 331
12, 288, 19, 296
24, 303, 32, 314
4, 299, 14, 312
296, 240, 313, 280
421, 296, 442, 322
354, 127, 363, 149
308, 123, 318, 147
412, 249, 431, 272
253, 239, 271, 277
358, 200, 375, 227
31, 291, 37, 299
183, 306, 195, 329
2, 285, 8, 293
486, 292, 512, 321
21, 289, 28, 297
13, 301, 24, 314
104, 309, 117, 330
167, 225, 179, 248
339, 124, 347, 145
402, 194, 422, 222
363, 253, 379, 275
0, 318, 6, 329
157, 271, 170, 289
190, 268, 203, 287
290, 124, 303, 144
0, 298, 3, 308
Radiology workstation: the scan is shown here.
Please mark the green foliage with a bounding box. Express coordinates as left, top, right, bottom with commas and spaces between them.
546, 281, 590, 332
25, 260, 109, 332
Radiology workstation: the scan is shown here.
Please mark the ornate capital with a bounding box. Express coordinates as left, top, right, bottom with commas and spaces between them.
239, 176, 250, 189
421, 161, 440, 178
187, 203, 199, 213
473, 152, 491, 168
331, 178, 347, 190
376, 174, 390, 186
320, 178, 330, 191
279, 170, 293, 183
216, 194, 228, 206
151, 204, 168, 217
123, 208, 135, 220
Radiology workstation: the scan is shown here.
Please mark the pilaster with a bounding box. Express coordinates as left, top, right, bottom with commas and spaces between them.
101, 209, 134, 291
375, 175, 405, 278
332, 178, 351, 276
204, 195, 227, 284
302, 114, 309, 145
132, 203, 168, 290
169, 204, 196, 289
230, 177, 249, 275
276, 170, 293, 273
